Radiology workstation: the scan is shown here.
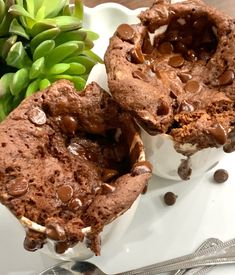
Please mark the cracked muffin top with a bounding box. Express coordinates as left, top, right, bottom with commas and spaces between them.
104, 0, 235, 154
0, 80, 151, 255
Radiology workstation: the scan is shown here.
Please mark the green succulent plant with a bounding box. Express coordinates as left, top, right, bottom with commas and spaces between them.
0, 0, 102, 121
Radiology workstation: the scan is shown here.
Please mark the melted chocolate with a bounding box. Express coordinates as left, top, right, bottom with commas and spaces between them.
28, 107, 47, 126
218, 70, 234, 86
208, 124, 227, 146
60, 115, 79, 135
178, 157, 192, 180
184, 80, 201, 93
117, 24, 135, 42
57, 185, 74, 203
7, 178, 28, 197
168, 55, 185, 68
101, 183, 116, 195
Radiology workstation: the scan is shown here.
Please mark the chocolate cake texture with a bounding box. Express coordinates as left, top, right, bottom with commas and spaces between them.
104, 0, 235, 155
0, 80, 152, 255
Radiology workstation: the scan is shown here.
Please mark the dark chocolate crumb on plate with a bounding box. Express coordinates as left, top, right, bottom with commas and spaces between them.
164, 192, 178, 206
213, 169, 229, 183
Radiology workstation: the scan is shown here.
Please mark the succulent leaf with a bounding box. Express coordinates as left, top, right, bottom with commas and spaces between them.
30, 21, 57, 37
43, 0, 67, 18
66, 62, 86, 75
33, 40, 55, 61
0, 15, 12, 36
9, 18, 29, 39
73, 0, 83, 21
84, 38, 94, 50
45, 41, 82, 66
29, 57, 45, 79
0, 102, 6, 121
25, 79, 40, 97
33, 0, 44, 15
39, 78, 51, 90
63, 55, 97, 73
2, 35, 17, 59
54, 29, 87, 45
0, 90, 13, 120
25, 0, 35, 17
35, 5, 45, 21
0, 73, 14, 97
10, 68, 29, 96
82, 50, 103, 63
30, 27, 60, 51
71, 76, 86, 90
0, 0, 6, 22
62, 4, 71, 16
0, 0, 101, 121
6, 41, 32, 69
8, 4, 34, 19
84, 29, 99, 41
42, 16, 82, 32
48, 63, 70, 75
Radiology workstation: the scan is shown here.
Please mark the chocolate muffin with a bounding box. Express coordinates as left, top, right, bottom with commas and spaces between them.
0, 80, 151, 255
104, 0, 235, 154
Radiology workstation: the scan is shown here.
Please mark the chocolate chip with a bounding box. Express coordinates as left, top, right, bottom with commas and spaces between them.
175, 42, 187, 53
164, 192, 177, 206
101, 183, 116, 195
223, 142, 235, 153
187, 49, 197, 61
158, 42, 174, 54
168, 55, 185, 68
68, 198, 83, 211
208, 124, 227, 145
142, 34, 153, 54
169, 90, 178, 99
28, 107, 46, 126
116, 24, 135, 41
167, 30, 180, 42
131, 47, 145, 64
55, 241, 70, 254
57, 185, 74, 203
178, 72, 192, 83
157, 100, 170, 116
61, 115, 78, 135
101, 168, 119, 182
24, 236, 44, 252
184, 80, 200, 93
218, 70, 234, 86
178, 100, 194, 112
132, 70, 149, 82
213, 169, 229, 183
131, 161, 152, 176
198, 50, 211, 61
46, 223, 66, 241
178, 157, 192, 180
7, 178, 28, 197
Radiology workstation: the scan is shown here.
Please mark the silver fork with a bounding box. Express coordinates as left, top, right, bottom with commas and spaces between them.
40, 238, 235, 275
174, 238, 223, 275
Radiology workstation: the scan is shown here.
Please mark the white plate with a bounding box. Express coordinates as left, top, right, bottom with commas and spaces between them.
1, 3, 235, 275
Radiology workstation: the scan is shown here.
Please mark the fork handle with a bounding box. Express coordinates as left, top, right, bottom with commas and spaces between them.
117, 239, 235, 275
